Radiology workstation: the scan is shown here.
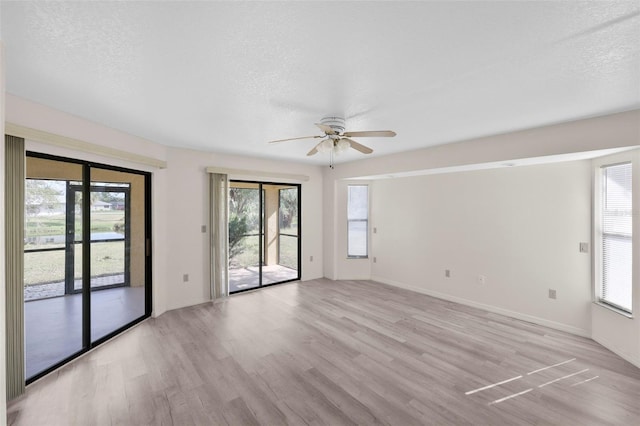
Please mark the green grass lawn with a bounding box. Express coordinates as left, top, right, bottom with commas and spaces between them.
24, 241, 125, 286
279, 235, 298, 269
230, 236, 260, 268
24, 210, 127, 286
25, 211, 125, 238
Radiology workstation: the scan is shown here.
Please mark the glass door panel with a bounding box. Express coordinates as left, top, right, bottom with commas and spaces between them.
229, 183, 261, 292
278, 186, 299, 272
262, 184, 278, 286
71, 189, 83, 293
90, 169, 144, 343
263, 184, 299, 285
24, 158, 84, 380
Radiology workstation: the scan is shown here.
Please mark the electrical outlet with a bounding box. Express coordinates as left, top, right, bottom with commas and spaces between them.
477, 275, 486, 285
201, 225, 207, 233
373, 227, 377, 234
309, 255, 313, 262
445, 269, 451, 278
579, 242, 589, 253
183, 274, 189, 282
373, 257, 377, 263
549, 289, 557, 299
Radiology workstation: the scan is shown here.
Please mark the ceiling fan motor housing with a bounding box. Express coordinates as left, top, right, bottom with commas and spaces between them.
320, 116, 345, 137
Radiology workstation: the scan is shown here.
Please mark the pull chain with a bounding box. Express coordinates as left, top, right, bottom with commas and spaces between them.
329, 147, 335, 169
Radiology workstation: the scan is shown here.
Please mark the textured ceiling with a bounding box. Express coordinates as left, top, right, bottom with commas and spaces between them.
2, 1, 639, 165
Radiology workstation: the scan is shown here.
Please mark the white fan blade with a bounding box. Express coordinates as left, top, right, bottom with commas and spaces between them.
343, 138, 373, 154
268, 135, 322, 144
315, 123, 337, 135
307, 140, 325, 156
343, 130, 396, 138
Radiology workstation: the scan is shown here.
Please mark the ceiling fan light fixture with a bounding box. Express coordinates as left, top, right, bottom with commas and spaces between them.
317, 139, 334, 153
336, 139, 350, 154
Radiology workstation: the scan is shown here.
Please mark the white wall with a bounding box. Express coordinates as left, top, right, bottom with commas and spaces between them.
6, 94, 324, 317
370, 161, 592, 336
322, 176, 337, 280
151, 168, 169, 315
591, 151, 640, 368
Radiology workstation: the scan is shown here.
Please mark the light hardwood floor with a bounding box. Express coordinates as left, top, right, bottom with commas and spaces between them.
8, 279, 640, 425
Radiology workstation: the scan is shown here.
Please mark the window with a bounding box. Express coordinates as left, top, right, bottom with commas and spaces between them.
599, 162, 632, 313
347, 185, 368, 258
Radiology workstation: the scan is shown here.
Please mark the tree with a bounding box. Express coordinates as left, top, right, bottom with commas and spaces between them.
228, 188, 260, 259
98, 191, 123, 204
25, 180, 61, 217
24, 180, 64, 244
228, 214, 248, 258
279, 188, 298, 230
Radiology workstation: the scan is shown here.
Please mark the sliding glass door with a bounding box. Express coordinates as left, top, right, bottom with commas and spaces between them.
228, 181, 300, 293
24, 153, 151, 382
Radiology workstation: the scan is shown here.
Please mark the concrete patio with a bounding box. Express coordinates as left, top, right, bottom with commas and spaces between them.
25, 285, 145, 379
229, 264, 298, 293
24, 273, 126, 301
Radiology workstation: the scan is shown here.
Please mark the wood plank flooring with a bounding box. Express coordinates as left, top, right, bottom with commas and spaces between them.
7, 279, 640, 425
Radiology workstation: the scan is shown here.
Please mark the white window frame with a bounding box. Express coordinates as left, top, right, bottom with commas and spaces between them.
347, 184, 369, 259
593, 151, 638, 317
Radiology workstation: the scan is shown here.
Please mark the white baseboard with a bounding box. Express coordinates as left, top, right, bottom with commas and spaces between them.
371, 276, 591, 338
336, 276, 373, 281
592, 335, 640, 369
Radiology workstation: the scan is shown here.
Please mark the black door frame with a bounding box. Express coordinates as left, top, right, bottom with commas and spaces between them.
229, 180, 301, 294
25, 151, 153, 384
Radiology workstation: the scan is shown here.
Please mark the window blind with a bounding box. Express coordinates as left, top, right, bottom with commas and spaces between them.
601, 162, 632, 313
5, 135, 26, 399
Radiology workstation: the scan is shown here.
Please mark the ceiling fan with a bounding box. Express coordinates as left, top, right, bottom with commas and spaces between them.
268, 116, 396, 167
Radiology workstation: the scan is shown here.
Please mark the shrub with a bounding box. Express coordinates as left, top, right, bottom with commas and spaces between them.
229, 214, 248, 258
